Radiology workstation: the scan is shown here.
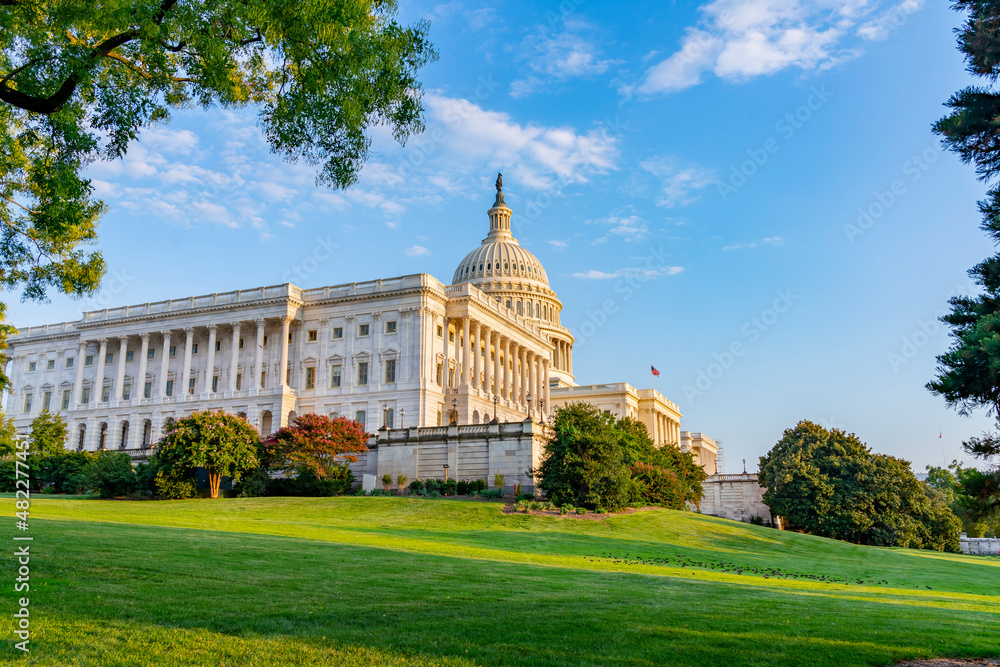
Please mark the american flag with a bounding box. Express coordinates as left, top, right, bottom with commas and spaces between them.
651, 365, 660, 377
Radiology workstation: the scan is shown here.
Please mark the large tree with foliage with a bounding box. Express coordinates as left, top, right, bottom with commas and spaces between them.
759, 421, 960, 552
0, 412, 18, 458
155, 410, 259, 498
0, 0, 436, 384
28, 409, 67, 456
927, 0, 1000, 509
265, 413, 367, 480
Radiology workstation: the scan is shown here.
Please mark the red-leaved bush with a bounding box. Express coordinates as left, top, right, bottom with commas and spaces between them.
265, 413, 368, 479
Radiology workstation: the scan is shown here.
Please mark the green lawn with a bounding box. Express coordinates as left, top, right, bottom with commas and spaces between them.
1, 497, 997, 666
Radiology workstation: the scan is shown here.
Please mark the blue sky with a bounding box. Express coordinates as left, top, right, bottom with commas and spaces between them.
7, 0, 996, 471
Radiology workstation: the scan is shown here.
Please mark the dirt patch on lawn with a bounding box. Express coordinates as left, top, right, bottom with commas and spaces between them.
895, 660, 999, 666
501, 505, 661, 521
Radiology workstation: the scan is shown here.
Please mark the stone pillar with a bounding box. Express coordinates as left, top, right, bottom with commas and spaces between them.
461, 316, 471, 387
114, 336, 128, 402
519, 346, 528, 407
180, 328, 194, 397
279, 315, 291, 387
319, 318, 330, 390
253, 318, 266, 389
228, 322, 241, 391
543, 359, 550, 418
568, 341, 573, 375
157, 331, 171, 398
72, 340, 87, 406
511, 342, 520, 407
501, 336, 510, 401
400, 309, 410, 381
472, 321, 481, 391
94, 338, 108, 402
442, 317, 450, 387
136, 333, 150, 400
484, 327, 493, 396
204, 324, 217, 393
373, 312, 382, 391
525, 351, 534, 414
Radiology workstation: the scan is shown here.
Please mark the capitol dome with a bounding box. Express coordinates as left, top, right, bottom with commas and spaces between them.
451, 174, 562, 324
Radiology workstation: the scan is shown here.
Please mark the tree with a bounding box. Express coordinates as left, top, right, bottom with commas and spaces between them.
536, 403, 639, 512
759, 421, 960, 552
0, 0, 436, 385
28, 410, 67, 456
154, 410, 259, 498
0, 412, 18, 458
85, 451, 136, 498
617, 415, 706, 505
265, 413, 367, 480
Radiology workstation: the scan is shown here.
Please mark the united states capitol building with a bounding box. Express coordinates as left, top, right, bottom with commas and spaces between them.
4, 176, 729, 494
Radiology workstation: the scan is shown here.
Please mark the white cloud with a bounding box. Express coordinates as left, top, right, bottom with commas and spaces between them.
548, 240, 569, 250
572, 265, 684, 279
589, 213, 649, 244
723, 235, 785, 250
140, 127, 200, 155
468, 7, 499, 30
406, 245, 431, 257
640, 157, 716, 208
631, 0, 919, 96
511, 22, 619, 97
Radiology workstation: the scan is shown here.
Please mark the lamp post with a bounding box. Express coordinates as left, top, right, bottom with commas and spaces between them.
492, 395, 499, 422
443, 463, 450, 483
382, 402, 388, 429
526, 393, 533, 420
451, 398, 458, 425
400, 408, 405, 429
538, 399, 545, 425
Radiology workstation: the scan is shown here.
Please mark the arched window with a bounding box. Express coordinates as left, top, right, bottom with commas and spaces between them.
516, 301, 523, 315
505, 299, 512, 309
77, 424, 86, 451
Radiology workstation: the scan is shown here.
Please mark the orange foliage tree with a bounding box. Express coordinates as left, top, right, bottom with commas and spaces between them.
265, 413, 368, 479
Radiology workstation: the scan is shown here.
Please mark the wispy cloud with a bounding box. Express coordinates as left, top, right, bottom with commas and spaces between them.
640, 156, 716, 208
510, 21, 619, 97
572, 265, 684, 279
548, 240, 569, 250
589, 213, 649, 244
406, 245, 431, 257
628, 0, 922, 97
722, 235, 785, 251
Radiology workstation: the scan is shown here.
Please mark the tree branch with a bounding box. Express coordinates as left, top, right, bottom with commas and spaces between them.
0, 0, 180, 114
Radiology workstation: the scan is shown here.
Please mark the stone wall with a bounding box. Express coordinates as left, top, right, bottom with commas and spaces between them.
960, 534, 1000, 555
700, 473, 779, 527
359, 419, 547, 494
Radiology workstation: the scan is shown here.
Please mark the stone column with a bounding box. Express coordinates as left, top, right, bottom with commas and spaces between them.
253, 318, 266, 389
511, 342, 520, 407
180, 328, 194, 397
442, 317, 450, 387
228, 322, 241, 391
72, 340, 87, 406
472, 321, 481, 391
400, 309, 410, 381
543, 359, 550, 418
568, 341, 573, 375
461, 316, 471, 387
157, 331, 171, 398
204, 325, 217, 393
94, 338, 108, 402
136, 333, 150, 400
279, 315, 291, 387
319, 318, 330, 390
519, 346, 528, 407
114, 336, 128, 402
501, 336, 510, 400
373, 312, 382, 391
344, 315, 355, 391
484, 327, 493, 396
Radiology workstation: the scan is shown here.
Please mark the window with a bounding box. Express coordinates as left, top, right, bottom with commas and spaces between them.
436, 410, 442, 426
355, 410, 366, 429
125, 351, 134, 362
166, 380, 174, 397
238, 338, 244, 349
385, 359, 396, 384
66, 357, 74, 369
191, 343, 199, 355
236, 374, 242, 391
332, 327, 343, 339
385, 321, 396, 334
358, 323, 370, 337
385, 408, 395, 429
448, 367, 455, 388
105, 352, 113, 364
436, 363, 442, 386
329, 411, 340, 419
46, 359, 55, 370
27, 361, 36, 372
261, 371, 266, 388
307, 330, 318, 342
286, 368, 291, 385
188, 378, 196, 394
357, 362, 368, 386
82, 388, 90, 404
215, 341, 221, 352
42, 391, 51, 411
101, 386, 110, 402
85, 355, 94, 366
147, 348, 155, 360
23, 394, 32, 413
331, 364, 342, 388
437, 325, 443, 338
212, 376, 218, 393
169, 346, 176, 357
288, 332, 292, 343
143, 382, 151, 399
305, 366, 315, 390
449, 331, 455, 343
61, 390, 70, 410
263, 335, 269, 347
122, 384, 131, 401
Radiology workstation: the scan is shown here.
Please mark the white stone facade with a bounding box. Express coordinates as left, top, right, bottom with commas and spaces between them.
549, 382, 682, 448
700, 473, 779, 527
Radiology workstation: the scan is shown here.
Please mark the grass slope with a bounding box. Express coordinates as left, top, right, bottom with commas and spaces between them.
1, 497, 997, 666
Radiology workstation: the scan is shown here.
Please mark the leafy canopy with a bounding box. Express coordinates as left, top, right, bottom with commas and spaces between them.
265, 413, 368, 480
0, 0, 436, 382
155, 410, 259, 497
759, 420, 960, 552
29, 409, 67, 457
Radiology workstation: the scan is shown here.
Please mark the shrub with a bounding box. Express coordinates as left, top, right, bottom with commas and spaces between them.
457, 480, 469, 495
471, 478, 487, 493
381, 473, 392, 491
478, 488, 503, 500
135, 458, 162, 498
630, 462, 685, 509
494, 473, 504, 490
266, 468, 355, 497
575, 507, 586, 514
233, 466, 269, 498
442, 480, 457, 496
368, 488, 391, 497
86, 451, 137, 499
0, 459, 15, 492
355, 487, 367, 496
64, 472, 91, 495
424, 478, 443, 494
560, 505, 570, 514
155, 471, 197, 499
408, 479, 425, 494
397, 473, 408, 492
749, 515, 765, 526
